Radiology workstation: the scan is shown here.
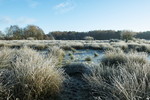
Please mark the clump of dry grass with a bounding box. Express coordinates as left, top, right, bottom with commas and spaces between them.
94, 52, 99, 57
47, 46, 65, 64
0, 47, 65, 100
136, 44, 150, 53
27, 43, 49, 50
84, 62, 150, 99
101, 49, 148, 66
127, 43, 150, 53
85, 56, 92, 61
84, 49, 150, 100
99, 43, 114, 50
0, 47, 17, 69
111, 41, 128, 51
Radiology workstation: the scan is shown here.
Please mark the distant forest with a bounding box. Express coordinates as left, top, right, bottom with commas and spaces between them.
0, 25, 150, 40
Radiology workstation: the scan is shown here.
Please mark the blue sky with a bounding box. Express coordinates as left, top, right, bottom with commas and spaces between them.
0, 0, 150, 34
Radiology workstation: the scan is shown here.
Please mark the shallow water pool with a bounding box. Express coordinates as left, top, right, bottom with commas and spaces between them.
64, 49, 104, 64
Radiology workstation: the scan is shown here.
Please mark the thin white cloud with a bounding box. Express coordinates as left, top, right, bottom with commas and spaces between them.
54, 0, 75, 14
0, 16, 36, 25
16, 17, 36, 24
55, 2, 70, 9
26, 0, 39, 8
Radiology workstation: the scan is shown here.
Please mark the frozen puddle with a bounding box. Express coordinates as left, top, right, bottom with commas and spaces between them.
64, 49, 104, 64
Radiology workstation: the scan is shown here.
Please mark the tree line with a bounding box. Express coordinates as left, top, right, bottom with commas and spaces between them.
0, 25, 54, 40
0, 25, 150, 40
51, 30, 150, 40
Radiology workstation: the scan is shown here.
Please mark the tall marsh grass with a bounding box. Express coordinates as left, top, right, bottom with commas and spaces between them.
84, 50, 150, 100
0, 47, 65, 100
85, 62, 150, 100
101, 49, 148, 66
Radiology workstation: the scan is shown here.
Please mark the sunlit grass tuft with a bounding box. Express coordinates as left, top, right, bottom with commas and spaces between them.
0, 47, 65, 100
101, 49, 148, 66
84, 62, 150, 99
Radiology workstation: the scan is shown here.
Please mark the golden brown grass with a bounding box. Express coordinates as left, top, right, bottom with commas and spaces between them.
0, 47, 65, 100
84, 50, 150, 100
101, 49, 148, 66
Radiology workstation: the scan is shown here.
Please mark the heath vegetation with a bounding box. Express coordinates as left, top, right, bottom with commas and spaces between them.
1, 25, 150, 99
0, 47, 65, 100
84, 49, 150, 100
